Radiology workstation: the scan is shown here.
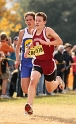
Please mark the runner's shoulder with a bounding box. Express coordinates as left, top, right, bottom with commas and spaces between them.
46, 27, 53, 32
46, 27, 55, 37
19, 29, 25, 37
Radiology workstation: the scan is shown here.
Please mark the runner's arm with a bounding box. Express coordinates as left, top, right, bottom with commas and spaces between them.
24, 42, 34, 58
15, 30, 24, 68
40, 27, 63, 46
16, 30, 24, 61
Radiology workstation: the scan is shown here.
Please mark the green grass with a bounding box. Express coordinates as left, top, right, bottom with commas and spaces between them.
0, 90, 76, 105
35, 90, 76, 105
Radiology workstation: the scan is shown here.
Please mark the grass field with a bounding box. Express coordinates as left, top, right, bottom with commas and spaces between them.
0, 90, 76, 124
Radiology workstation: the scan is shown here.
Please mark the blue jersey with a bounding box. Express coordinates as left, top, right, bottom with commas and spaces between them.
21, 27, 33, 66
20, 27, 33, 78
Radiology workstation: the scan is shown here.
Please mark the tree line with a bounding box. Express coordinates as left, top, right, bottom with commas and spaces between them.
1, 0, 76, 45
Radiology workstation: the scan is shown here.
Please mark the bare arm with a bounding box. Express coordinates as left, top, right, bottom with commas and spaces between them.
71, 45, 76, 53
16, 30, 24, 61
15, 29, 24, 68
40, 27, 63, 46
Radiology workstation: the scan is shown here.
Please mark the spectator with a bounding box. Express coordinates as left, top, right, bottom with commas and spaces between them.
63, 43, 73, 90
6, 37, 16, 96
16, 46, 23, 97
9, 69, 18, 97
54, 45, 66, 93
12, 36, 19, 50
0, 33, 15, 99
72, 51, 76, 90
7, 36, 16, 70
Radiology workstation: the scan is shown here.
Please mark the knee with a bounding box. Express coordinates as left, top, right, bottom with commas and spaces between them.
30, 78, 37, 87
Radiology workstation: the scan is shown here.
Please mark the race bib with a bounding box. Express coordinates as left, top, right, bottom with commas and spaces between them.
34, 45, 44, 56
27, 48, 35, 58
27, 45, 44, 58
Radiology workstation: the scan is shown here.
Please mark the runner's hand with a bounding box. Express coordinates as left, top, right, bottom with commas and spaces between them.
40, 39, 47, 45
24, 48, 29, 58
15, 60, 20, 68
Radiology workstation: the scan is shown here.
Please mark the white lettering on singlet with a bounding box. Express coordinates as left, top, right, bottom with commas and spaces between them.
33, 38, 41, 42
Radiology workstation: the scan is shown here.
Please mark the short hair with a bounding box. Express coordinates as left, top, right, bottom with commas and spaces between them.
0, 33, 7, 41
24, 12, 35, 20
35, 12, 47, 21
13, 36, 19, 41
64, 43, 72, 49
58, 45, 64, 51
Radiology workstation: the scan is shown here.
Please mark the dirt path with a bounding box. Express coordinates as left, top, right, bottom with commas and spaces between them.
0, 103, 76, 124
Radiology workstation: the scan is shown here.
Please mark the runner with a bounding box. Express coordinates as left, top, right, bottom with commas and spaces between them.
15, 12, 35, 95
24, 12, 65, 114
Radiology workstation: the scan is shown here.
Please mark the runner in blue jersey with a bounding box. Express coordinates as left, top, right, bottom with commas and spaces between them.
15, 12, 35, 95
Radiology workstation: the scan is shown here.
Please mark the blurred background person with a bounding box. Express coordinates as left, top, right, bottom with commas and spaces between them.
63, 43, 73, 90
16, 46, 23, 97
0, 33, 15, 98
6, 36, 18, 96
54, 45, 66, 93
72, 51, 76, 90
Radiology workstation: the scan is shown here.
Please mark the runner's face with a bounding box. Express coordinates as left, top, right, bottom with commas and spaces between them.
25, 15, 35, 28
35, 16, 46, 29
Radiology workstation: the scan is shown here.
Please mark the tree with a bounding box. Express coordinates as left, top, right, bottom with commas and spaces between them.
4, 0, 76, 44
26, 0, 76, 45
16, 0, 30, 28
0, 0, 21, 35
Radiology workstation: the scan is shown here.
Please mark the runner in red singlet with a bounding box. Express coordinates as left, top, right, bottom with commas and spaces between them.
24, 12, 65, 115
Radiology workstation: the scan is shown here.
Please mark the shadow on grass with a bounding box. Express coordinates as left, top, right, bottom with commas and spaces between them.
33, 115, 76, 124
